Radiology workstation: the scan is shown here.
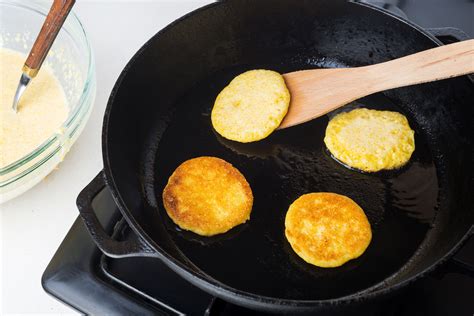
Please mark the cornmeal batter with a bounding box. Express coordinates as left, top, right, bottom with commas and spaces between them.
0, 48, 68, 168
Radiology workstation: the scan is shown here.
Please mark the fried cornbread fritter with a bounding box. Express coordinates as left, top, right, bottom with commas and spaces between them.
324, 108, 415, 172
211, 69, 290, 143
162, 157, 253, 236
285, 193, 372, 268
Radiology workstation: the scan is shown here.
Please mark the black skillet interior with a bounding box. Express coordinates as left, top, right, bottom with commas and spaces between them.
104, 0, 474, 301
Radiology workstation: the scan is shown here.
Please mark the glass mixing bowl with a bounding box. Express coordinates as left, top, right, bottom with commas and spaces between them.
0, 0, 96, 203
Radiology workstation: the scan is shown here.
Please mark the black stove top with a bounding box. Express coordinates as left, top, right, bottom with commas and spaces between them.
43, 185, 474, 315
42, 2, 474, 315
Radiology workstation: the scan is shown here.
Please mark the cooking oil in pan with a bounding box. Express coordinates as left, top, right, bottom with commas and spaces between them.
152, 63, 439, 300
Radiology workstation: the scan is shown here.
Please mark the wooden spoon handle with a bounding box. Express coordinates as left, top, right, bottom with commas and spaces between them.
24, 0, 76, 77
368, 39, 474, 91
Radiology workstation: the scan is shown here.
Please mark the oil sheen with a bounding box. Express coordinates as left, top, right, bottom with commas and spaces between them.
0, 48, 68, 168
153, 62, 439, 300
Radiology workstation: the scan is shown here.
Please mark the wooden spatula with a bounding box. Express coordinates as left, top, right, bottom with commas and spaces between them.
278, 39, 474, 129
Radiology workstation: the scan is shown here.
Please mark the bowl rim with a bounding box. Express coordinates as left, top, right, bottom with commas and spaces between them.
0, 0, 95, 179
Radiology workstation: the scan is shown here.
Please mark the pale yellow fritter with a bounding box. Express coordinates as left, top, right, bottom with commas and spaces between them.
211, 69, 290, 143
162, 157, 253, 236
324, 108, 415, 172
285, 193, 372, 268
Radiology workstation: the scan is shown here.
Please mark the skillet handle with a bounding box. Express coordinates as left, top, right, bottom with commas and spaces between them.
425, 27, 470, 43
77, 171, 157, 258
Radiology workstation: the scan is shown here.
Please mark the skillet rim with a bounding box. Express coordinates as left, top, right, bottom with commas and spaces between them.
100, 0, 474, 309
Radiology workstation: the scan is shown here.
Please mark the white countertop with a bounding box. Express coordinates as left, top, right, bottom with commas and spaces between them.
0, 1, 212, 314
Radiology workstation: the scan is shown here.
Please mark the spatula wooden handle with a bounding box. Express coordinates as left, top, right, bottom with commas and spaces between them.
368, 39, 474, 91
279, 39, 474, 129
24, 0, 75, 77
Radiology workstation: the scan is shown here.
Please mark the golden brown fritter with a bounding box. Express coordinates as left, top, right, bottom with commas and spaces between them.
285, 193, 372, 268
162, 156, 253, 236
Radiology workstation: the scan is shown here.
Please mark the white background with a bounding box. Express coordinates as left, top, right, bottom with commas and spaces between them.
1, 1, 212, 314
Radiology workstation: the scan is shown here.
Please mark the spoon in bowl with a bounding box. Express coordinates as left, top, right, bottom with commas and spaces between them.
12, 0, 75, 112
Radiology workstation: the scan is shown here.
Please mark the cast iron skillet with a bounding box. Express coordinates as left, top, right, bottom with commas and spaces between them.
77, 0, 474, 312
